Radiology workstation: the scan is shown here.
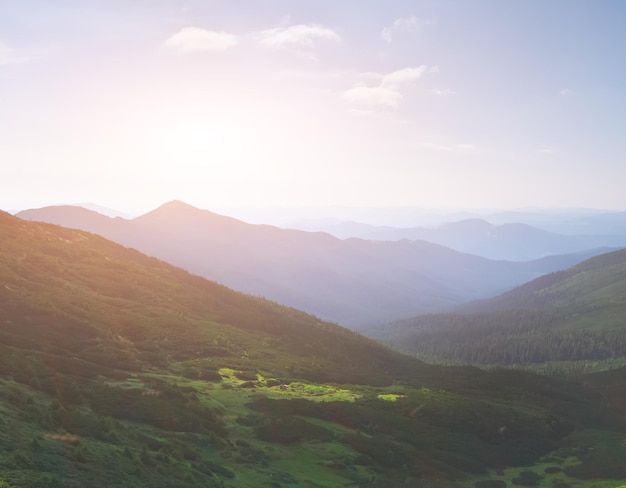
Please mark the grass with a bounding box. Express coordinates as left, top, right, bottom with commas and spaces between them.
464, 429, 626, 488
2, 360, 626, 487
377, 393, 407, 401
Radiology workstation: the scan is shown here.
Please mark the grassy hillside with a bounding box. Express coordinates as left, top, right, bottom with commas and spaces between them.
370, 249, 626, 370
461, 248, 626, 317
1, 211, 625, 487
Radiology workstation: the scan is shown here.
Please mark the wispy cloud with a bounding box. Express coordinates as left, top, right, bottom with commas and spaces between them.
257, 24, 340, 49
538, 147, 554, 154
164, 27, 238, 53
431, 88, 456, 96
381, 16, 419, 43
343, 66, 430, 109
559, 88, 574, 97
0, 42, 27, 65
343, 86, 402, 108
381, 66, 427, 87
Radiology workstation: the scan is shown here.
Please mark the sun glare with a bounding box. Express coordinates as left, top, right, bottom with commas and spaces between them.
159, 113, 251, 165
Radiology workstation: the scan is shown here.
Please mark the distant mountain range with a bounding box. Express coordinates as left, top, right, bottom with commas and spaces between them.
289, 218, 626, 261
368, 248, 626, 368
16, 201, 609, 328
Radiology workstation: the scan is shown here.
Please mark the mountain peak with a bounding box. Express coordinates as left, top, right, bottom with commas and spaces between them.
133, 200, 246, 229
137, 200, 204, 219
161, 199, 198, 210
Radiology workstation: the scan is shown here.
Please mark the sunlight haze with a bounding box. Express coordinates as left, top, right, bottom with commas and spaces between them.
2, 1, 626, 214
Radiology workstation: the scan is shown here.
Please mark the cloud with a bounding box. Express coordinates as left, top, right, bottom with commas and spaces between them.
164, 27, 238, 52
342, 86, 403, 108
257, 24, 340, 48
538, 148, 554, 154
381, 66, 427, 87
381, 16, 419, 43
431, 88, 456, 96
559, 88, 574, 97
343, 65, 431, 109
0, 42, 27, 65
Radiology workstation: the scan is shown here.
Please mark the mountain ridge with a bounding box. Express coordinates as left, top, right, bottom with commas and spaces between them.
16, 202, 609, 328
291, 216, 626, 261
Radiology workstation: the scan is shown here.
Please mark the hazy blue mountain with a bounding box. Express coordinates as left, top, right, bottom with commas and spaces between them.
289, 217, 625, 261
17, 201, 606, 328
452, 209, 626, 236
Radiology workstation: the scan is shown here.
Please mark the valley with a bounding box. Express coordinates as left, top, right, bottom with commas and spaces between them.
367, 248, 626, 374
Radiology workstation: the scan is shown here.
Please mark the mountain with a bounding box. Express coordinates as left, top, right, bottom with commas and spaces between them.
514, 210, 626, 235
17, 201, 605, 328
368, 248, 626, 369
368, 219, 624, 261
73, 202, 131, 218
1, 209, 626, 487
289, 218, 625, 261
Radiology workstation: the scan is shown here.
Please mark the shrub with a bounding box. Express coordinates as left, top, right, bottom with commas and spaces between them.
512, 470, 542, 486
235, 370, 257, 381
256, 417, 334, 444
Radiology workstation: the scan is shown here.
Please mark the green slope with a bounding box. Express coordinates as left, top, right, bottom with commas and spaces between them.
1, 210, 625, 487
370, 249, 626, 369
462, 247, 626, 318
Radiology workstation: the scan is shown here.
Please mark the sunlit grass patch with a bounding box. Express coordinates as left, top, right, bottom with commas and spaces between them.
266, 381, 361, 402
377, 393, 407, 401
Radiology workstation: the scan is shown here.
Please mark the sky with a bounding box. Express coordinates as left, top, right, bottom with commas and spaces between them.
2, 0, 626, 216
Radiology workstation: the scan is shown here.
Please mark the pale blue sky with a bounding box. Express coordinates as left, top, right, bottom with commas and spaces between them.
2, 1, 626, 214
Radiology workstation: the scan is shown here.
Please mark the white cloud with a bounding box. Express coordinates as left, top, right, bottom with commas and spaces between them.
381, 15, 419, 43
164, 27, 238, 53
431, 88, 456, 96
0, 42, 27, 65
381, 66, 427, 88
559, 88, 574, 97
538, 148, 554, 154
343, 65, 431, 109
342, 86, 402, 108
257, 24, 340, 48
